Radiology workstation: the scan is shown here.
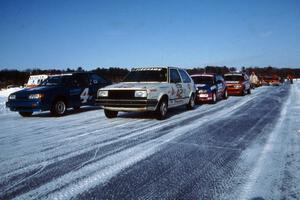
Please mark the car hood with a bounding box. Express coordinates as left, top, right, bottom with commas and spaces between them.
195, 84, 215, 91
101, 82, 170, 90
11, 86, 59, 96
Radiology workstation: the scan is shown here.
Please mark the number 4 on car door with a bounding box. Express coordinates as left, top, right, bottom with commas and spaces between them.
80, 88, 89, 103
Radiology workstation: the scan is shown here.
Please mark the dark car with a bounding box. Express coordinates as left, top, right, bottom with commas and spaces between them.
6, 72, 111, 117
191, 74, 228, 104
224, 73, 251, 96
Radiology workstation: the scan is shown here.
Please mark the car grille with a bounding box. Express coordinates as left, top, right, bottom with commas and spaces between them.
16, 95, 29, 100
108, 90, 138, 100
227, 84, 236, 89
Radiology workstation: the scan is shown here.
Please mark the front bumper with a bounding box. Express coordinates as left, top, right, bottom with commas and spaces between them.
227, 88, 243, 95
6, 99, 48, 112
95, 99, 159, 112
196, 93, 213, 102
226, 85, 244, 95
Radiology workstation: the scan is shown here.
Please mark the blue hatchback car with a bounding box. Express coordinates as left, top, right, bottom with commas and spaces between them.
191, 74, 228, 104
6, 72, 111, 117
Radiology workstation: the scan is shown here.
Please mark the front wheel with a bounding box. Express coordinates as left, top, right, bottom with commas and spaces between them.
247, 88, 251, 95
186, 94, 195, 110
211, 92, 217, 104
156, 99, 168, 120
241, 89, 246, 96
223, 89, 228, 99
104, 109, 118, 118
19, 111, 33, 117
51, 100, 67, 116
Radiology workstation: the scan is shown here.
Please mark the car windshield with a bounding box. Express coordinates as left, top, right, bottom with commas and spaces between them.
123, 68, 168, 82
224, 75, 244, 81
192, 76, 214, 86
41, 76, 67, 86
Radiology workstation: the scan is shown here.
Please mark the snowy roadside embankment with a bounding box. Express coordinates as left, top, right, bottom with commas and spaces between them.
0, 87, 22, 113
0, 97, 7, 113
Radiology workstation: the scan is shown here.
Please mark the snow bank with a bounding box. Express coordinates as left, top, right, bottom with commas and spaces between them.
0, 87, 22, 113
0, 97, 9, 114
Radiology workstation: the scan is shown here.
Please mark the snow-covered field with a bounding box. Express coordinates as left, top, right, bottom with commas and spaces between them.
0, 82, 299, 200
0, 87, 22, 97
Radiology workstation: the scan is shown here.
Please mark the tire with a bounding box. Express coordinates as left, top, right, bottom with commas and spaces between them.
241, 89, 246, 96
51, 99, 67, 116
104, 109, 118, 118
223, 89, 228, 99
156, 98, 168, 120
211, 92, 217, 104
247, 88, 251, 95
186, 94, 195, 110
19, 111, 33, 117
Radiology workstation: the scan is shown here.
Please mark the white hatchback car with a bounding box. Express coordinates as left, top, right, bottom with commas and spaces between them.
96, 67, 196, 119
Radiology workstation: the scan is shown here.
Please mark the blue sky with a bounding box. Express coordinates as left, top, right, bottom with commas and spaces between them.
0, 0, 300, 70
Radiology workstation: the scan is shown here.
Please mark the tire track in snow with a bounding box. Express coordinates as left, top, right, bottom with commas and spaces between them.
0, 87, 268, 199
74, 86, 288, 200
0, 91, 238, 177
236, 83, 299, 200
1, 100, 229, 198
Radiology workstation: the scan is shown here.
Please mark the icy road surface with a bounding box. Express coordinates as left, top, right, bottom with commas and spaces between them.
0, 82, 299, 200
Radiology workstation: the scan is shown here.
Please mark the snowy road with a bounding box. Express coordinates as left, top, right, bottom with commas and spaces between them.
0, 82, 299, 200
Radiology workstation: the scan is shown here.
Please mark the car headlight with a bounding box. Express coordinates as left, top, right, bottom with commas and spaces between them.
198, 89, 208, 94
9, 94, 16, 100
28, 94, 44, 99
234, 85, 242, 88
98, 90, 108, 97
134, 90, 147, 98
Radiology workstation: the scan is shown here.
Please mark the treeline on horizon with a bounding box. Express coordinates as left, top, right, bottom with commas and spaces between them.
0, 66, 299, 88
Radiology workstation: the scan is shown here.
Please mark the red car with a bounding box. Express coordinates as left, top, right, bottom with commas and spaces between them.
262, 76, 281, 86
224, 73, 251, 96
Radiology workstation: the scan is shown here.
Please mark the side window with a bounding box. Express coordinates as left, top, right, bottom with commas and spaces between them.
179, 69, 192, 83
216, 75, 223, 83
63, 76, 75, 87
75, 74, 89, 87
90, 74, 107, 84
170, 69, 182, 83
